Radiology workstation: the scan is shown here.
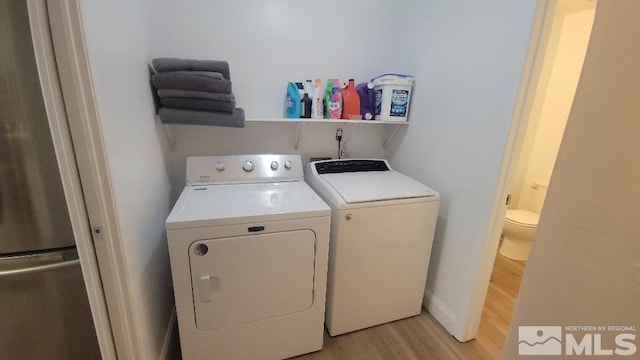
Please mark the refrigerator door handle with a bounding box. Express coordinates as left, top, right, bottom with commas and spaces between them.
0, 258, 79, 278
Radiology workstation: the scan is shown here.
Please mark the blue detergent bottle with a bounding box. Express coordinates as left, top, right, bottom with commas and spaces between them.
285, 81, 301, 118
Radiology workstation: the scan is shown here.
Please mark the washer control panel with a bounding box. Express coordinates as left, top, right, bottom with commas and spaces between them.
186, 154, 303, 185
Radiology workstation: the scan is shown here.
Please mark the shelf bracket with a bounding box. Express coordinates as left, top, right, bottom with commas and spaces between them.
383, 124, 402, 149
162, 124, 176, 151
155, 114, 176, 150
294, 121, 306, 150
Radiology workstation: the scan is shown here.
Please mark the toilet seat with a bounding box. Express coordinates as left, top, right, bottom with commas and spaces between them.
505, 209, 539, 228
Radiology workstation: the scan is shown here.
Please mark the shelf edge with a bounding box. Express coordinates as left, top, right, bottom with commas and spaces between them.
246, 118, 409, 125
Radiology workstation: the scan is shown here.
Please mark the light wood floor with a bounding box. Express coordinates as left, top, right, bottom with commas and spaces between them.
475, 253, 526, 359
172, 254, 525, 360
293, 254, 525, 360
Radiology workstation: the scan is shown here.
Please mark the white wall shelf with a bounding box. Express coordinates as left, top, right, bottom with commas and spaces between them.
159, 117, 408, 150
247, 118, 406, 125
247, 118, 409, 150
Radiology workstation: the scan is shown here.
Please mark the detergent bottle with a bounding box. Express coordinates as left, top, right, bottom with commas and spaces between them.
328, 79, 343, 119
356, 82, 375, 120
301, 93, 312, 118
341, 79, 360, 119
324, 79, 333, 119
285, 81, 301, 118
312, 78, 324, 118
303, 80, 313, 98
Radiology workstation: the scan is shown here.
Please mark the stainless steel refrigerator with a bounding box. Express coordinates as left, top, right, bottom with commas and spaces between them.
0, 1, 101, 358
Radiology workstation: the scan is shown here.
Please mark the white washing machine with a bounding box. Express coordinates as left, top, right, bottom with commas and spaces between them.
166, 155, 330, 360
305, 159, 440, 336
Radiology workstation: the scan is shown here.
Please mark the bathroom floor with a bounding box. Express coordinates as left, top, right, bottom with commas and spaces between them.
170, 253, 525, 359
476, 252, 526, 359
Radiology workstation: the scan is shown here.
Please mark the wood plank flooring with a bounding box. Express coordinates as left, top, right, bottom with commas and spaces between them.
476, 253, 526, 359
293, 253, 525, 360
172, 253, 525, 360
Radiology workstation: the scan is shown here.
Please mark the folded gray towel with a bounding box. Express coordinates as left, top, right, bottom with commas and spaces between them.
158, 107, 245, 128
152, 73, 232, 93
161, 97, 236, 113
152, 58, 231, 80
157, 89, 235, 102
162, 70, 224, 79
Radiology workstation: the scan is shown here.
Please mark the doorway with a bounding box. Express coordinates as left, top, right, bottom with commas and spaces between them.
476, 0, 596, 356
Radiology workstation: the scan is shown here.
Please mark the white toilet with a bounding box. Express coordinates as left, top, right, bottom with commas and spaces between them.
499, 179, 548, 261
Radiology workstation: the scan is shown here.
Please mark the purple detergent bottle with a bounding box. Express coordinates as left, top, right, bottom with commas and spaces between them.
356, 82, 375, 120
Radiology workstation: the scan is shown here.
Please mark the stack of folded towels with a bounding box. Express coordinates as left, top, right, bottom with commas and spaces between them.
151, 57, 245, 128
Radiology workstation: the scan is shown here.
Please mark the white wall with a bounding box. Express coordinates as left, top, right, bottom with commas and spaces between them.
385, 0, 539, 340
504, 0, 640, 357
510, 0, 596, 209
516, 7, 595, 212
79, 0, 174, 358
165, 123, 385, 199
151, 0, 398, 118
150, 0, 403, 197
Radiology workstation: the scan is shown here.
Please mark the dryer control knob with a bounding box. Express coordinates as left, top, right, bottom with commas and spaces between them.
284, 160, 293, 170
242, 160, 255, 172
270, 161, 279, 170
215, 162, 225, 171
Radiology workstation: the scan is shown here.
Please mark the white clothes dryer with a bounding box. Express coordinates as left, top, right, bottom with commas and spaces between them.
305, 159, 440, 336
166, 155, 330, 360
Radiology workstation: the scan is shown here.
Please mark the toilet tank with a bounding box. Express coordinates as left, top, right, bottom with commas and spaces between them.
531, 178, 549, 213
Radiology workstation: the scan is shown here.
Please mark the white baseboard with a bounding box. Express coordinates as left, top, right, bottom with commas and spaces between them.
423, 290, 460, 339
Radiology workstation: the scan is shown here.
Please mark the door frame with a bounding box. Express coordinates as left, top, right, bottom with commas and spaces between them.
30, 0, 140, 358
460, 0, 557, 341
26, 0, 117, 357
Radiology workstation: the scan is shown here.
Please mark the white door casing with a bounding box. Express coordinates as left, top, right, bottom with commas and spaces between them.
44, 0, 140, 358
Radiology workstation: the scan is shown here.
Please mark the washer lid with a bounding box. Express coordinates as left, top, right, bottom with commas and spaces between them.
166, 181, 330, 230
505, 209, 539, 226
320, 171, 437, 204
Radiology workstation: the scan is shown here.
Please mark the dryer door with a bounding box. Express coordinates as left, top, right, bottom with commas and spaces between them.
189, 230, 316, 330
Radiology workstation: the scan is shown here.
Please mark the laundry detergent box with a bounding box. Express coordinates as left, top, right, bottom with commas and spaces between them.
372, 74, 414, 122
